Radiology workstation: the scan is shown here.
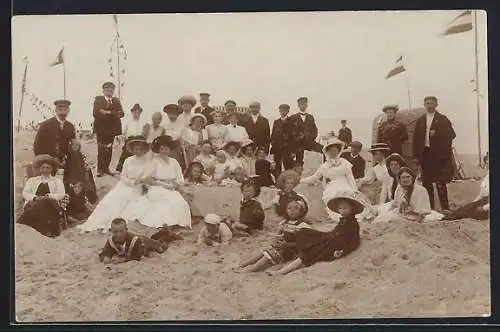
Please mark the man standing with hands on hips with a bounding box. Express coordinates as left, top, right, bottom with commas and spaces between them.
92, 82, 124, 177
289, 96, 324, 164
413, 96, 456, 211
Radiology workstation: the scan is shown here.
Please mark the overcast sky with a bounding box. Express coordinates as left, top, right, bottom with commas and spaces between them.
12, 11, 488, 154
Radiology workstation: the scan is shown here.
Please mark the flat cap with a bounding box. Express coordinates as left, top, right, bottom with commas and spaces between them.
102, 82, 115, 89
297, 96, 308, 102
163, 104, 182, 114
199, 92, 210, 97
54, 99, 71, 107
224, 100, 237, 106
279, 104, 290, 110
382, 104, 399, 112
249, 101, 261, 108
349, 141, 363, 148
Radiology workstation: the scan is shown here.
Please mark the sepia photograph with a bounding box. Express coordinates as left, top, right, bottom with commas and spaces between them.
12, 10, 489, 321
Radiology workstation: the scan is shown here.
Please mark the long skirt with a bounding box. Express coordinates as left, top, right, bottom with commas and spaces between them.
77, 181, 143, 232
374, 202, 444, 223
17, 198, 65, 237
122, 186, 192, 228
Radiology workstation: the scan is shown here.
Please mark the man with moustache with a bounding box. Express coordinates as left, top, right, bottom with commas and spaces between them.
33, 99, 76, 167
245, 101, 271, 154
413, 96, 456, 211
92, 82, 124, 177
270, 103, 293, 176
288, 96, 324, 163
194, 92, 216, 125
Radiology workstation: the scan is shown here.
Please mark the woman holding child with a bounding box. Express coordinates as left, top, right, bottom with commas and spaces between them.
78, 136, 154, 232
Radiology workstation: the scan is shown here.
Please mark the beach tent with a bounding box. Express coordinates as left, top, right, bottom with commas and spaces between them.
372, 108, 465, 179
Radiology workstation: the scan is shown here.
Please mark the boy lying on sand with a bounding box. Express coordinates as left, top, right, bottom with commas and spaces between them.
197, 213, 233, 247
98, 218, 166, 264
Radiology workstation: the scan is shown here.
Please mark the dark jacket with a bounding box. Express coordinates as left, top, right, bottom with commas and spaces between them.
33, 117, 76, 162
99, 232, 144, 261
92, 96, 124, 137
194, 106, 216, 125
245, 115, 271, 153
239, 198, 265, 230
270, 117, 292, 154
289, 113, 318, 145
338, 127, 352, 145
340, 152, 366, 179
413, 111, 456, 162
377, 120, 408, 155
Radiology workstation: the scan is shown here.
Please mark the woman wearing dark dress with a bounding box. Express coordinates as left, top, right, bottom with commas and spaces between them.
268, 190, 363, 275
18, 154, 68, 237
63, 139, 97, 204
255, 148, 274, 187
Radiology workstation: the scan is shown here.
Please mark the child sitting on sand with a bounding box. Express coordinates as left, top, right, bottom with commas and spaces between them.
235, 197, 311, 272
271, 170, 304, 217
197, 213, 233, 247
184, 162, 210, 185
255, 148, 275, 187
267, 191, 362, 276
66, 181, 95, 225
212, 150, 231, 184
98, 218, 166, 264
231, 177, 265, 233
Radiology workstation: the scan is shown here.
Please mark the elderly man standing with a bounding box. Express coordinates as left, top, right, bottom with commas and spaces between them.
244, 101, 271, 154
289, 96, 323, 164
92, 82, 124, 177
413, 96, 456, 211
33, 99, 76, 167
377, 105, 408, 155
194, 92, 215, 125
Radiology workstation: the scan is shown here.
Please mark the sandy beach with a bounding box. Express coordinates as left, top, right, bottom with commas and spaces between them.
14, 131, 490, 321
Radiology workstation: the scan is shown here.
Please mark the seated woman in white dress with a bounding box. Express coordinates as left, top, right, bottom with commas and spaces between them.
206, 111, 229, 152
124, 135, 192, 229
380, 153, 406, 204
300, 137, 373, 221
78, 136, 154, 233
375, 167, 443, 223
357, 142, 391, 204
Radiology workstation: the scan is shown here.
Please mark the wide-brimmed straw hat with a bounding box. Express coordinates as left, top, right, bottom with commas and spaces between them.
33, 154, 59, 170
369, 143, 390, 153
163, 104, 182, 115
276, 170, 301, 190
322, 137, 345, 155
190, 113, 207, 126
204, 213, 221, 225
151, 135, 176, 153
382, 104, 399, 113
326, 190, 365, 215
386, 153, 406, 166
224, 141, 241, 151
126, 135, 150, 153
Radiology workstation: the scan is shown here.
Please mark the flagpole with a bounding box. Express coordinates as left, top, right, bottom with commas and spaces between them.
473, 10, 481, 166
403, 71, 412, 111
63, 60, 67, 99
16, 57, 28, 134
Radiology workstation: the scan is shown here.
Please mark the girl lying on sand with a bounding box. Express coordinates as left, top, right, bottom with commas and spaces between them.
197, 213, 233, 247
267, 190, 362, 276
98, 218, 166, 264
234, 196, 310, 273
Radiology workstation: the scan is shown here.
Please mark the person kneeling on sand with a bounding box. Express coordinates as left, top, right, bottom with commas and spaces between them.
234, 197, 311, 273
197, 213, 233, 247
267, 191, 362, 276
98, 218, 166, 264
231, 177, 265, 234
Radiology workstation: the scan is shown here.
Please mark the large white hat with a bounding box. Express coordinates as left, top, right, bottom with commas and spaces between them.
204, 213, 221, 225
322, 137, 345, 155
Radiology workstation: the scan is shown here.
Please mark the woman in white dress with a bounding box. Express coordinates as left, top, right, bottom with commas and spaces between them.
206, 111, 229, 151
300, 137, 372, 221
77, 136, 153, 232
357, 143, 391, 204
181, 114, 209, 167
124, 135, 192, 229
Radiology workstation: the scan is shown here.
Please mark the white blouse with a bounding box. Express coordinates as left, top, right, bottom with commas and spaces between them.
213, 161, 231, 181
476, 173, 489, 200
194, 154, 216, 170
206, 124, 229, 150
120, 155, 154, 187
225, 124, 249, 144
227, 156, 244, 172
22, 175, 66, 203
144, 124, 165, 143
301, 158, 357, 190
123, 117, 146, 137
181, 128, 209, 146
150, 156, 184, 185
360, 162, 390, 185
163, 118, 185, 141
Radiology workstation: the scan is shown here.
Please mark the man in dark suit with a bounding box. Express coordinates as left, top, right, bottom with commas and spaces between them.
194, 92, 215, 125
338, 120, 352, 146
340, 141, 366, 179
289, 96, 324, 163
92, 82, 124, 177
377, 105, 408, 155
223, 100, 250, 127
413, 96, 456, 211
270, 104, 293, 176
33, 99, 76, 167
245, 101, 270, 154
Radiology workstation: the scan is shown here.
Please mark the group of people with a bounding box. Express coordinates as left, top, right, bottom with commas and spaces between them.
17, 82, 490, 275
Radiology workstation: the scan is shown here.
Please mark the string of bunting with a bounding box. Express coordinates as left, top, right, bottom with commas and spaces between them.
107, 34, 127, 89
25, 90, 54, 120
